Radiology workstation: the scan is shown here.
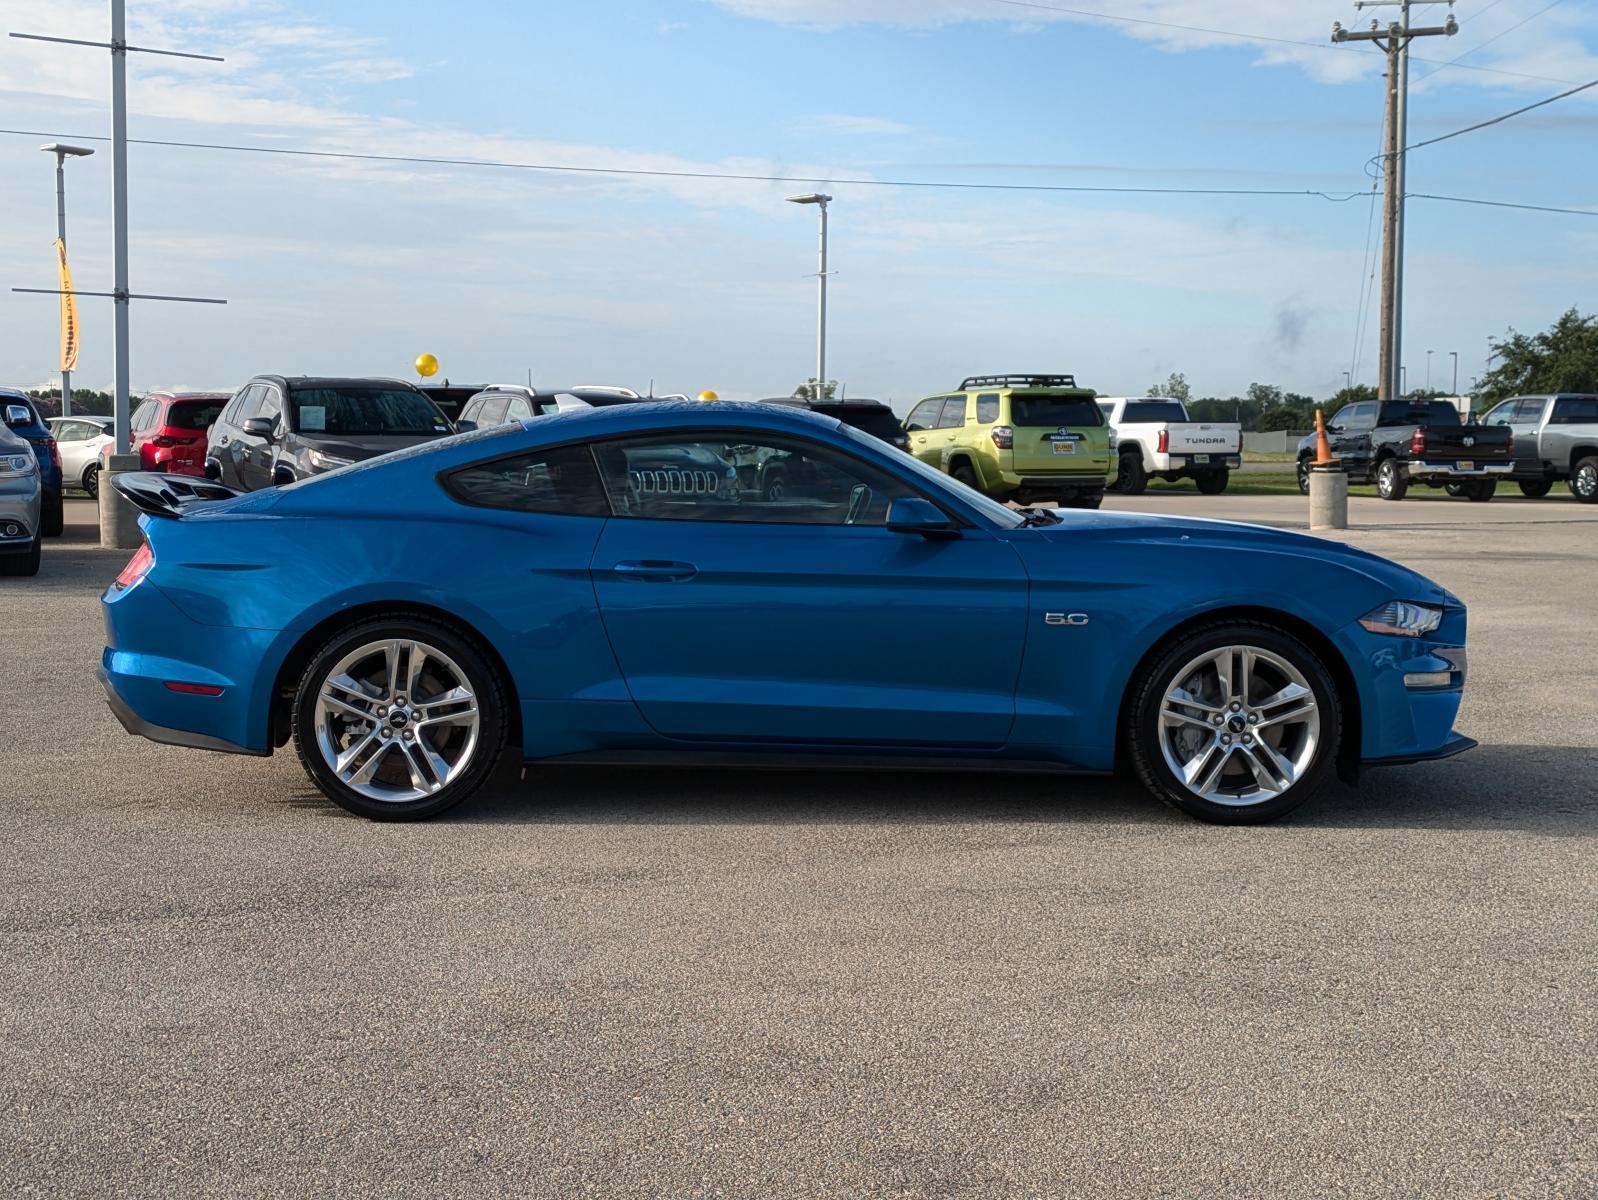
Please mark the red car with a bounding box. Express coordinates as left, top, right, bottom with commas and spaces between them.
104, 391, 230, 476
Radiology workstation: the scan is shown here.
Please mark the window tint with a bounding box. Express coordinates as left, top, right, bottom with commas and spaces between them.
1481, 400, 1517, 426
593, 435, 914, 526
459, 398, 483, 425
1515, 398, 1548, 422
1377, 401, 1459, 428
477, 396, 510, 427
905, 399, 942, 432
1009, 394, 1102, 427
976, 393, 1000, 424
1551, 397, 1598, 424
167, 401, 225, 431
1122, 401, 1188, 423
936, 397, 968, 429
236, 385, 268, 421
131, 400, 157, 432
257, 386, 281, 426
447, 444, 609, 516
1338, 403, 1374, 428
288, 385, 447, 436
57, 420, 95, 442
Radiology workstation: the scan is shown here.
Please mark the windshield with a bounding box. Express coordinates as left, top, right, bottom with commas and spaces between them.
824, 407, 904, 440
832, 420, 1023, 528
168, 401, 226, 430
1377, 401, 1460, 428
289, 386, 450, 436
1010, 393, 1103, 427
1121, 401, 1188, 423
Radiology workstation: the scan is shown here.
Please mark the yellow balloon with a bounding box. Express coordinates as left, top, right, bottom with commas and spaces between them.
698, 390, 719, 402
414, 353, 439, 378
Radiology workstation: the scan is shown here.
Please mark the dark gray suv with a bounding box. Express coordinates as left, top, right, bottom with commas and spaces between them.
205, 376, 455, 490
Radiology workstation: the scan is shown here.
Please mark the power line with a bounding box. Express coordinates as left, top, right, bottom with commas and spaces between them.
0, 127, 1368, 201
1409, 191, 1598, 215
1413, 0, 1565, 82
1407, 76, 1598, 150
986, 0, 1581, 84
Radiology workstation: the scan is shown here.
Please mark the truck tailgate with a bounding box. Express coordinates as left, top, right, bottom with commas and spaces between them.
1165, 424, 1241, 455
1417, 426, 1513, 462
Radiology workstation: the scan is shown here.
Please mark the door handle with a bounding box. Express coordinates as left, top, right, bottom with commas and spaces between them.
612, 560, 698, 582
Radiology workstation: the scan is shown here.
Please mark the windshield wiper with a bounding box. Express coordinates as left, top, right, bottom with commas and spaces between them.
1016, 506, 1063, 527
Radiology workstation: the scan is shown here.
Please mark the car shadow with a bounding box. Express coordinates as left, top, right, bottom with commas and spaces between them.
439, 742, 1596, 835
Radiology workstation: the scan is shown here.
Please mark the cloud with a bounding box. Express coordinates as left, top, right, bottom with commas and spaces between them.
795, 114, 915, 137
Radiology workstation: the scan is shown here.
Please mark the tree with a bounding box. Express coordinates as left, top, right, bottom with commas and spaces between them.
1246, 382, 1284, 410
1257, 406, 1309, 433
1478, 308, 1598, 403
1325, 383, 1376, 417
27, 388, 115, 417
1147, 372, 1191, 403
793, 378, 838, 401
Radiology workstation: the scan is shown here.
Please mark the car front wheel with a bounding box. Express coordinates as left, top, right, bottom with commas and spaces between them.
1126, 622, 1341, 824
1518, 479, 1552, 499
1570, 457, 1598, 504
292, 616, 506, 821
1375, 458, 1407, 501
83, 463, 100, 499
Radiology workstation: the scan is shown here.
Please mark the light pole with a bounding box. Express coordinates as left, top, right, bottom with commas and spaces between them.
40, 143, 94, 418
1343, 370, 1352, 392
1401, 365, 1407, 396
1449, 350, 1458, 394
785, 193, 832, 397
1426, 348, 1433, 390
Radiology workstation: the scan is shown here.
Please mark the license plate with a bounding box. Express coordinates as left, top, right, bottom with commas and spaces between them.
1193, 454, 1210, 464
1051, 442, 1076, 455
1457, 461, 1474, 471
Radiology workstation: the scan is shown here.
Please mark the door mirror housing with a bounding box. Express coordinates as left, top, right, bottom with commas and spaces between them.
453, 419, 477, 433
242, 416, 276, 439
886, 497, 959, 539
4, 404, 31, 427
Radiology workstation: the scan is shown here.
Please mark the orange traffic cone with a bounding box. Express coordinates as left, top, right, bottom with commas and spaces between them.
1313, 408, 1334, 465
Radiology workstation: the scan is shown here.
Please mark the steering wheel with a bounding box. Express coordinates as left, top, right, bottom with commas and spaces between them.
845, 482, 872, 525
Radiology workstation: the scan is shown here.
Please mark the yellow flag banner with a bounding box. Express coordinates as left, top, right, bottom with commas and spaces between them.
55, 237, 80, 373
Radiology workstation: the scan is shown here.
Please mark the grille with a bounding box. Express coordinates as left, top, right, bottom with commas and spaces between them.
628, 468, 722, 497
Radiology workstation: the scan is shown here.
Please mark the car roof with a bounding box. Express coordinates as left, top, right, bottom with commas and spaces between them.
149, 391, 230, 401
521, 398, 840, 436
255, 375, 422, 390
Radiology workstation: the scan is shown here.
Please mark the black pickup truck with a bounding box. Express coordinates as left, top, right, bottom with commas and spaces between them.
1296, 400, 1514, 501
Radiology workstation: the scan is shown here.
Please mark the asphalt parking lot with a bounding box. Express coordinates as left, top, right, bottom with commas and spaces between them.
3, 493, 1595, 1198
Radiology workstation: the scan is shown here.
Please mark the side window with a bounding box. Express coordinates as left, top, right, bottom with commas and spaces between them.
235, 385, 266, 421
1340, 403, 1373, 429
58, 420, 92, 442
478, 396, 510, 427
446, 444, 609, 516
131, 401, 157, 432
1551, 397, 1598, 424
459, 398, 483, 425
976, 393, 1000, 424
1481, 400, 1517, 426
593, 435, 915, 526
257, 386, 282, 426
505, 396, 534, 423
1516, 398, 1549, 423
905, 399, 941, 433
937, 397, 968, 429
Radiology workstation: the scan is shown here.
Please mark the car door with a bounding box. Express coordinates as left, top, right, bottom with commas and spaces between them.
587, 430, 1030, 747
211, 386, 257, 487
1331, 402, 1375, 477
1509, 398, 1548, 473
127, 400, 158, 463
238, 384, 284, 490
904, 398, 944, 467
53, 420, 99, 484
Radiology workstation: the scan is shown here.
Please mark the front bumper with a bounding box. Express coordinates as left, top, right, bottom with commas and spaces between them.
0, 486, 41, 551
1343, 609, 1472, 764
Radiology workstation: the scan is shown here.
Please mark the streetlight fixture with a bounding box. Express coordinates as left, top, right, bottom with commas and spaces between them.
785, 193, 832, 397
39, 142, 94, 418
1449, 350, 1458, 394
1426, 348, 1434, 390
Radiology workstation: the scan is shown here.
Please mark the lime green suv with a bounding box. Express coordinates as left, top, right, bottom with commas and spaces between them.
903, 374, 1112, 509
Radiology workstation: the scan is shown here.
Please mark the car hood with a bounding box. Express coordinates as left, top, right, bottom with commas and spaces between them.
1026, 510, 1455, 604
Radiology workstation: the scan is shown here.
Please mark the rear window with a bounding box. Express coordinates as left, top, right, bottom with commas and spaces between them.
1009, 393, 1103, 427
167, 401, 226, 430
288, 386, 450, 436
1120, 401, 1187, 423
1378, 401, 1460, 428
1551, 397, 1598, 424
820, 406, 902, 441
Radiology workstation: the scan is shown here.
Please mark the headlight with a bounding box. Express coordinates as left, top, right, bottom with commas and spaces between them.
0, 453, 35, 476
308, 449, 354, 471
1359, 600, 1444, 638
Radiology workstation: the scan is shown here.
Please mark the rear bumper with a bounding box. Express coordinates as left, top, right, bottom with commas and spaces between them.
1403, 460, 1513, 480
1167, 454, 1241, 471
99, 666, 266, 757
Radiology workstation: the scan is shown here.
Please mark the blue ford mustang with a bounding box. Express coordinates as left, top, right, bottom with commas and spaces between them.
102, 401, 1473, 823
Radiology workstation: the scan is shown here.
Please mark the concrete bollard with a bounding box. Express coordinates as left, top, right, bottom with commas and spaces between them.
99, 453, 145, 550
1308, 463, 1349, 531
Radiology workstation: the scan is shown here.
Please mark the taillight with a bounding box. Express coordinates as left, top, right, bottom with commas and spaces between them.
991, 425, 1014, 450
1410, 428, 1426, 455
1157, 430, 1169, 454
114, 542, 153, 590
153, 436, 176, 448
46, 436, 61, 471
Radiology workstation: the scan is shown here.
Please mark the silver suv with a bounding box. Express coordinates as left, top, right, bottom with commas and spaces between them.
0, 422, 42, 577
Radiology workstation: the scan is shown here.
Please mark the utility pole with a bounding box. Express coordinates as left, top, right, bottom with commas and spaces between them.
1333, 2, 1457, 402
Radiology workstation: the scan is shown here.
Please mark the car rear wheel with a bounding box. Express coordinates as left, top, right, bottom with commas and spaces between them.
1126, 622, 1340, 824
1462, 480, 1497, 502
292, 616, 506, 821
41, 489, 64, 537
1375, 458, 1408, 501
1113, 452, 1147, 495
0, 535, 41, 577
1517, 479, 1552, 499
1194, 469, 1229, 495
1296, 455, 1311, 495
1570, 457, 1598, 504
949, 461, 980, 491
82, 463, 100, 499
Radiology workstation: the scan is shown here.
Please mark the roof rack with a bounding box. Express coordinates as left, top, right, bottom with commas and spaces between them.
959, 374, 1077, 390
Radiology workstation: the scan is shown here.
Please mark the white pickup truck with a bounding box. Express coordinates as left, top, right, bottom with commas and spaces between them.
1097, 397, 1243, 495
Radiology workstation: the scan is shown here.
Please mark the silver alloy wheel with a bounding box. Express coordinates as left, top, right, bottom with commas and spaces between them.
1577, 462, 1598, 498
1158, 644, 1321, 807
313, 638, 480, 803
1377, 460, 1398, 498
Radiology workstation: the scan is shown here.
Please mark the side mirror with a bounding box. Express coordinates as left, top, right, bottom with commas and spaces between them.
1326, 424, 1343, 434
886, 497, 959, 539
242, 416, 276, 439
4, 404, 30, 427
904, 423, 925, 434
454, 419, 477, 433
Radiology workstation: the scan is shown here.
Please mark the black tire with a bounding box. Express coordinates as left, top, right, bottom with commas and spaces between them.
1375, 457, 1408, 501
1443, 481, 1466, 498
41, 488, 64, 537
1125, 620, 1342, 825
1113, 452, 1147, 496
1463, 480, 1497, 502
762, 470, 787, 502
1062, 491, 1104, 510
82, 463, 100, 500
292, 615, 507, 821
1296, 455, 1311, 495
1194, 469, 1229, 495
949, 461, 980, 491
1517, 479, 1552, 499
1570, 457, 1598, 504
0, 536, 41, 577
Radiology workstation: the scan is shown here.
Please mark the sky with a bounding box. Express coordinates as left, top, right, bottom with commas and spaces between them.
1, 0, 1595, 410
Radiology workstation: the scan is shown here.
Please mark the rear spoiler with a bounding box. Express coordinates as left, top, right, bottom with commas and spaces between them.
110, 472, 244, 519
